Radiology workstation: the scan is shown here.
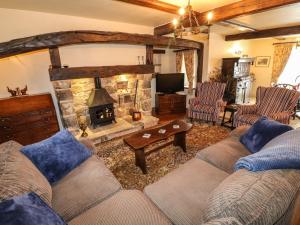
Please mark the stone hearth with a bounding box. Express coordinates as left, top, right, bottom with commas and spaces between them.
52, 73, 156, 141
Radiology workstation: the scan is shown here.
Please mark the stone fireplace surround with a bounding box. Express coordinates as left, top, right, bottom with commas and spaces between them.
52, 73, 156, 142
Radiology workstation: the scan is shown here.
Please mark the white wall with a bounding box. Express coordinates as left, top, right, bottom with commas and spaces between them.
207, 32, 275, 97
0, 8, 155, 96
0, 8, 163, 128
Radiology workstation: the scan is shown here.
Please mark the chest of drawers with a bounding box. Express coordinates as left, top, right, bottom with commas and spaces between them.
0, 93, 59, 145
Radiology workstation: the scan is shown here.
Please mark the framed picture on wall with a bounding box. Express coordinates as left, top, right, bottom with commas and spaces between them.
255, 56, 271, 67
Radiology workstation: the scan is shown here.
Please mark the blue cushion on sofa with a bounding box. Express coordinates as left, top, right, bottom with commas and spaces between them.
240, 116, 293, 153
235, 128, 300, 171
0, 192, 66, 225
21, 130, 92, 184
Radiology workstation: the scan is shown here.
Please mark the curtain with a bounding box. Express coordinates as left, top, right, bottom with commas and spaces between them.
271, 43, 294, 83
175, 51, 183, 73
184, 50, 195, 93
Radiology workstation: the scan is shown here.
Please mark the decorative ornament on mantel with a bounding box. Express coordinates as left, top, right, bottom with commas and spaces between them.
172, 0, 213, 38
7, 85, 28, 97
78, 115, 88, 138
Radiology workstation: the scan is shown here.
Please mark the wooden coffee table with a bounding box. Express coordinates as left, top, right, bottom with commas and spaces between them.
124, 120, 192, 174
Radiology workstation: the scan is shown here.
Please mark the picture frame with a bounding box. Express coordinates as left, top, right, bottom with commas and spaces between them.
255, 56, 271, 67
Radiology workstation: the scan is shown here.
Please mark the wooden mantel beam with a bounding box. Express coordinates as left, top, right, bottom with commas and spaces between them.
154, 0, 300, 36
49, 65, 154, 81
225, 25, 300, 41
0, 30, 203, 59
114, 0, 180, 14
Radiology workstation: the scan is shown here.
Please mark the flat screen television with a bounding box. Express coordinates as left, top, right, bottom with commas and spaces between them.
156, 73, 184, 94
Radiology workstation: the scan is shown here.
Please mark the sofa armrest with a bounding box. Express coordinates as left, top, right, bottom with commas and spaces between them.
216, 99, 227, 112
230, 126, 250, 138
189, 97, 201, 106
79, 138, 96, 154
236, 104, 257, 115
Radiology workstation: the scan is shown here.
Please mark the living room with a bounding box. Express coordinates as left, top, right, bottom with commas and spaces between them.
1, 1, 300, 225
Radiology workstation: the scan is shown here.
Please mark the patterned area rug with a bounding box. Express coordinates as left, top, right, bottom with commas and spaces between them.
96, 122, 230, 190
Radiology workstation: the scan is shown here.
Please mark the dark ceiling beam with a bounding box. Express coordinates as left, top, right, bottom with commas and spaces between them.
0, 30, 203, 59
113, 0, 180, 14
154, 0, 300, 36
225, 24, 300, 41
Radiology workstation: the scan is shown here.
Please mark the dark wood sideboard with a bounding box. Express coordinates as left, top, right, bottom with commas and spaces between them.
0, 93, 59, 145
155, 93, 186, 115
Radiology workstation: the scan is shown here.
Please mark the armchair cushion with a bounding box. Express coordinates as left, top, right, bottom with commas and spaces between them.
236, 104, 257, 115
192, 105, 215, 114
240, 117, 293, 153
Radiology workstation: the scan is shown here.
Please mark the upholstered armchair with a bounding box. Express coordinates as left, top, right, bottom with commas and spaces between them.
234, 86, 300, 127
188, 82, 226, 125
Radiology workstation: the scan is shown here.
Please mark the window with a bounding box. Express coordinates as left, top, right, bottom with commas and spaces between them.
181, 52, 197, 88
278, 46, 300, 85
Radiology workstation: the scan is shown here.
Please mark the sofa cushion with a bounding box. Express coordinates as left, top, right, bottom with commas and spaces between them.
0, 192, 66, 225
196, 135, 250, 174
69, 190, 171, 225
203, 169, 300, 225
144, 158, 229, 225
21, 130, 92, 184
52, 155, 121, 222
240, 116, 293, 153
0, 141, 52, 206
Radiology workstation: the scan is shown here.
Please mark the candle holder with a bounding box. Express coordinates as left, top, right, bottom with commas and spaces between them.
132, 111, 142, 121
78, 116, 88, 137
79, 122, 88, 137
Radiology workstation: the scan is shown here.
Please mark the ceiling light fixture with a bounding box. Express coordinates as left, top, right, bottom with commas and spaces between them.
172, 0, 213, 38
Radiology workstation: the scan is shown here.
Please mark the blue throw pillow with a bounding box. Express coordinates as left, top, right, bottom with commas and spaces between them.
240, 116, 293, 153
235, 128, 300, 171
21, 130, 92, 184
0, 192, 66, 225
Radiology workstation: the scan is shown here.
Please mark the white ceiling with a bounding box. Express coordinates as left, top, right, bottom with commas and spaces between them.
160, 0, 240, 12
0, 0, 174, 27
232, 3, 300, 30
0, 0, 300, 36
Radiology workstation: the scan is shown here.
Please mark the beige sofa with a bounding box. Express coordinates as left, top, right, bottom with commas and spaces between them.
144, 127, 300, 225
1, 127, 300, 225
0, 139, 171, 225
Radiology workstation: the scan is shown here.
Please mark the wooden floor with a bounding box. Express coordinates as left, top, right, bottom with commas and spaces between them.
152, 112, 186, 124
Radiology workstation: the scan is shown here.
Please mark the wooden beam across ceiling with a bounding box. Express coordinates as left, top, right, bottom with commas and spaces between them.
225, 24, 300, 41
0, 30, 203, 59
114, 0, 180, 14
154, 0, 300, 36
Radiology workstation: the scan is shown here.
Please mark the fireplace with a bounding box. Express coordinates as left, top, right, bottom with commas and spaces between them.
88, 77, 116, 128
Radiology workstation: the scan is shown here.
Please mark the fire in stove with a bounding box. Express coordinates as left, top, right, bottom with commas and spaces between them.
88, 77, 117, 128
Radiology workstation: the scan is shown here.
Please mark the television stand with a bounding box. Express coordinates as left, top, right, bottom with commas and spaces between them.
155, 93, 186, 115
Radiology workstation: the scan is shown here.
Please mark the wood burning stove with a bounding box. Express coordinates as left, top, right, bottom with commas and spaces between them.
88, 77, 116, 128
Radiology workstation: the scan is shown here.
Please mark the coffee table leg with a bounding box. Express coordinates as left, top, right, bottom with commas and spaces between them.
174, 132, 187, 152
135, 148, 147, 174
